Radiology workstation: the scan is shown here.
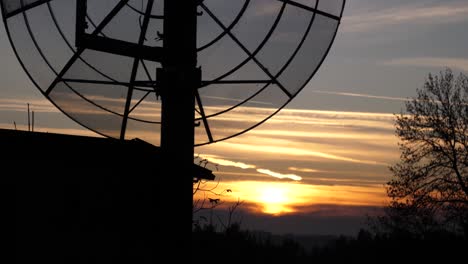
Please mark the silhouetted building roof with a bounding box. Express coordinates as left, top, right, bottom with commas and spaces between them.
4, 128, 215, 261
1, 128, 214, 180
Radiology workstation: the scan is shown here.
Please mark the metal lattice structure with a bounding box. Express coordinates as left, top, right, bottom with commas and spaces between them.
1, 0, 345, 146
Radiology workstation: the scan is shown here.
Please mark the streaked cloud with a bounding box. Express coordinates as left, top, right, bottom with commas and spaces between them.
201, 95, 272, 106
214, 171, 387, 188
250, 129, 394, 141
219, 142, 389, 166
383, 57, 468, 72
0, 98, 58, 113
308, 177, 385, 187
205, 107, 397, 136
256, 169, 302, 181
215, 171, 267, 179
343, 1, 468, 33
288, 167, 319, 173
313, 90, 411, 102
200, 154, 256, 169
199, 155, 302, 181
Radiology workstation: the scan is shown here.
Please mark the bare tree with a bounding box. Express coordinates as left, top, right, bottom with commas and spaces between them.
387, 68, 468, 236
192, 156, 241, 230
216, 198, 244, 232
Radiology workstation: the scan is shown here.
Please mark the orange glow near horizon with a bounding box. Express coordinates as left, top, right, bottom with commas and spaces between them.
258, 185, 292, 215
194, 180, 388, 216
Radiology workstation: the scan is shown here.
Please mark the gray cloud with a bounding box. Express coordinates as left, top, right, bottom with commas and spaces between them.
343, 1, 468, 33
383, 57, 468, 73
313, 90, 411, 102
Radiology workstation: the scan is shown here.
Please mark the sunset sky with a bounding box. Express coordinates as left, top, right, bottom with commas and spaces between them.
2, 0, 468, 236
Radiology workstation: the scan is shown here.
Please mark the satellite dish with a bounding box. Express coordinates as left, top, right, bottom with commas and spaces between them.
2, 0, 347, 256
0, 0, 345, 146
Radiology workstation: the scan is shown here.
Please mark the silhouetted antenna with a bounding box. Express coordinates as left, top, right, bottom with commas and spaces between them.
0, 0, 346, 254
13, 121, 17, 130
32, 111, 35, 132
27, 103, 30, 132
0, 0, 346, 146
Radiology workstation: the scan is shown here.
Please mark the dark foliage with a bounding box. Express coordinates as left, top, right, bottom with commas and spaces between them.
193, 224, 307, 263
310, 230, 466, 263
192, 226, 467, 264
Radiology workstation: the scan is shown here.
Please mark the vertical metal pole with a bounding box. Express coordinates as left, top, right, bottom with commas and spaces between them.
159, 0, 198, 254
27, 103, 30, 132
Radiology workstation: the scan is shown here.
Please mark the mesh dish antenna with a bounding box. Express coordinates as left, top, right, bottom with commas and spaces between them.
1, 0, 345, 146
1, 0, 346, 255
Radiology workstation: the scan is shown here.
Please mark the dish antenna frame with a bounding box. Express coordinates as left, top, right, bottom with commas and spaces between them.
1, 0, 346, 258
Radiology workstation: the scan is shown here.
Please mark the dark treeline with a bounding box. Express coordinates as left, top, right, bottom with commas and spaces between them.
193, 224, 308, 263
192, 223, 467, 263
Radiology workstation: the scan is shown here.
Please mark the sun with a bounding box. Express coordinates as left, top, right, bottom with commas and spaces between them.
259, 186, 287, 204
258, 186, 292, 215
